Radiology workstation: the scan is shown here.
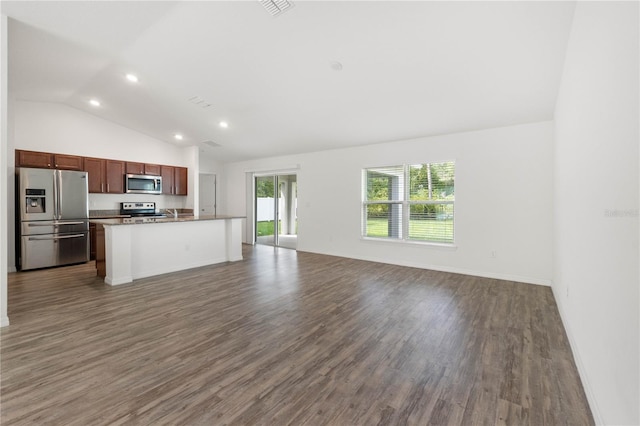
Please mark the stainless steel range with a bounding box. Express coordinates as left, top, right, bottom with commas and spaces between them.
120, 202, 166, 218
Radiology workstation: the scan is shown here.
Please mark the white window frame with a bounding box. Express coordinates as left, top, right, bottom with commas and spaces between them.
362, 162, 455, 245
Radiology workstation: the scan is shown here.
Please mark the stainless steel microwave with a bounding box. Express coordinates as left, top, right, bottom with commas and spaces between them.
125, 174, 162, 194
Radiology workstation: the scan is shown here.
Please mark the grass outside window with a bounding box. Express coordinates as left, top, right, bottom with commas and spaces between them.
366, 218, 454, 243
257, 220, 298, 236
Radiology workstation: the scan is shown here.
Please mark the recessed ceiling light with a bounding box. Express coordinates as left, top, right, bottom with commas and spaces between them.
329, 61, 343, 71
125, 73, 139, 83
219, 121, 229, 129
174, 134, 184, 141
89, 99, 101, 107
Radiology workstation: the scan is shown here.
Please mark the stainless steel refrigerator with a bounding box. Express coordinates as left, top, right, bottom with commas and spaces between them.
17, 167, 90, 270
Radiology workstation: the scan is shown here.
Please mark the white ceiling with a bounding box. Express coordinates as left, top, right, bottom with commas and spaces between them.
3, 1, 576, 162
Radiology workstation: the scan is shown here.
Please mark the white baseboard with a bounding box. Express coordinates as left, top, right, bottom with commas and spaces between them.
105, 275, 134, 286
0, 316, 9, 327
104, 257, 231, 286
298, 248, 551, 286
7, 266, 16, 273
551, 284, 604, 425
134, 257, 229, 281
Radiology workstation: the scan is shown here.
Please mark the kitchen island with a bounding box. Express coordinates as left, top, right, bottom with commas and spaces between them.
90, 215, 245, 285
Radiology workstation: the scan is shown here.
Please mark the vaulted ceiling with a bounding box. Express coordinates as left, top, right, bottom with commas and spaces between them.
3, 1, 576, 162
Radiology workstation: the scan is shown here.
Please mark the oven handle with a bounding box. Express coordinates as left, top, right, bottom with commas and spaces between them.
28, 234, 86, 241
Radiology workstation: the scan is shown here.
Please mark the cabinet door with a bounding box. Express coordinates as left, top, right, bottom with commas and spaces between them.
16, 150, 53, 169
53, 154, 84, 171
161, 166, 174, 195
95, 224, 106, 278
126, 162, 145, 175
89, 223, 96, 261
174, 167, 188, 195
105, 160, 125, 194
144, 164, 161, 176
84, 157, 106, 193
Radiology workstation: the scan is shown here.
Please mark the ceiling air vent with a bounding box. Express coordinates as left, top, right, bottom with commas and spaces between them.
259, 0, 293, 17
188, 96, 212, 109
203, 140, 221, 148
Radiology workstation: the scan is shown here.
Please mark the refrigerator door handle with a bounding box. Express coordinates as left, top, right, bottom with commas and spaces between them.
57, 170, 63, 220
53, 170, 59, 220
52, 170, 57, 219
27, 221, 86, 227
28, 234, 85, 241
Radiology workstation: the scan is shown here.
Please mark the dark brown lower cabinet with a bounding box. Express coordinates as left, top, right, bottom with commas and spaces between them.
89, 223, 96, 261
95, 224, 105, 278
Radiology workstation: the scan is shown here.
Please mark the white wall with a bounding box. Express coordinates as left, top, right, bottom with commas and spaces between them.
225, 121, 554, 285
199, 151, 224, 216
199, 151, 224, 175
9, 100, 199, 269
553, 2, 639, 425
14, 101, 191, 165
12, 101, 197, 212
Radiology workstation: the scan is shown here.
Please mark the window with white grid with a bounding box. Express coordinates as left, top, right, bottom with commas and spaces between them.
362, 162, 455, 244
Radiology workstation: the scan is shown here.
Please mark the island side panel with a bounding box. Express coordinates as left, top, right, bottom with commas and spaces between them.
226, 218, 243, 262
105, 225, 134, 285
129, 220, 229, 280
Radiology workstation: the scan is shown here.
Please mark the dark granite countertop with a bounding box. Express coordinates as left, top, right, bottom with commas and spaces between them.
90, 215, 244, 226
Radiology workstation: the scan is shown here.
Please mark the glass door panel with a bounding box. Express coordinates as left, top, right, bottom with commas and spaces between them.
255, 176, 276, 246
276, 175, 297, 249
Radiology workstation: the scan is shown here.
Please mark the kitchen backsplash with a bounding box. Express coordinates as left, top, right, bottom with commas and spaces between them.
88, 193, 187, 211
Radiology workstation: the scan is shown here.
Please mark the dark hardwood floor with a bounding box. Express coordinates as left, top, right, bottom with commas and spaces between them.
1, 245, 593, 425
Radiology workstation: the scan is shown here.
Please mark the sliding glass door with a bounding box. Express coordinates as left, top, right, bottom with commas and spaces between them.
255, 174, 297, 249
